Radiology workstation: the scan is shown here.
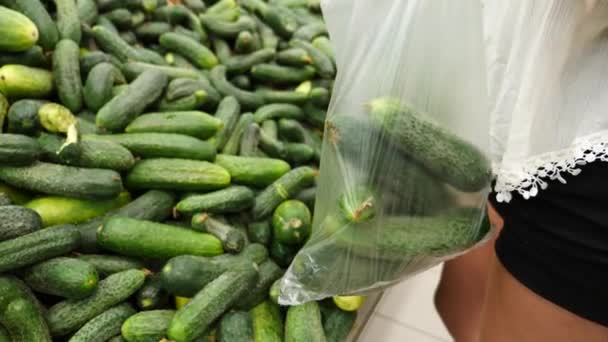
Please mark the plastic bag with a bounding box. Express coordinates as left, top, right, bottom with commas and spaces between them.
279, 0, 492, 305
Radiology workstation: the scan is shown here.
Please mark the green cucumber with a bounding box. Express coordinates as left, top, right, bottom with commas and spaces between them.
96, 69, 168, 132
95, 16, 119, 35
165, 78, 205, 101
322, 305, 356, 342
68, 303, 136, 342
285, 301, 326, 342
135, 22, 172, 41
0, 205, 42, 242
157, 90, 207, 111
200, 14, 256, 38
213, 96, 241, 150
368, 97, 491, 192
178, 186, 255, 214
165, 52, 196, 69
251, 64, 315, 84
46, 269, 146, 336
84, 62, 116, 112
126, 158, 229, 191
160, 243, 268, 297
239, 122, 261, 157
215, 154, 291, 188
0, 6, 38, 52
276, 48, 312, 66
269, 239, 297, 267
0, 183, 31, 205
135, 47, 168, 66
225, 48, 275, 74
0, 194, 9, 206
0, 46, 49, 68
0, 134, 40, 166
3, 0, 58, 49
248, 220, 271, 246
121, 309, 175, 342
173, 25, 202, 42
0, 325, 8, 342
77, 0, 98, 25
278, 118, 306, 142
284, 142, 314, 163
136, 274, 169, 310
251, 301, 283, 342
126, 111, 222, 139
223, 112, 254, 155
1, 297, 51, 342
0, 162, 123, 199
312, 36, 334, 63
167, 262, 259, 342
25, 192, 131, 227
259, 128, 285, 158
252, 15, 279, 50
91, 25, 141, 62
268, 279, 280, 304
231, 74, 252, 90
234, 30, 256, 54
261, 120, 278, 139
190, 214, 246, 253
55, 0, 82, 43
80, 51, 113, 75
210, 66, 264, 109
0, 65, 54, 99
252, 166, 316, 219
184, 0, 206, 12
21, 257, 99, 299
0, 224, 80, 273
234, 260, 282, 310
76, 254, 144, 277
0, 275, 43, 314
105, 8, 132, 29
254, 103, 303, 123
290, 39, 335, 79
121, 61, 201, 80
310, 87, 330, 107
294, 186, 315, 210
293, 22, 327, 41
260, 5, 298, 38
272, 200, 311, 245
152, 4, 190, 23
98, 216, 224, 258
303, 101, 326, 128
212, 37, 232, 64
218, 311, 253, 342
160, 32, 218, 69
206, 0, 237, 14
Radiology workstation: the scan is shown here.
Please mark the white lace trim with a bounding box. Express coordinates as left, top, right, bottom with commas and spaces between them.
494, 130, 608, 203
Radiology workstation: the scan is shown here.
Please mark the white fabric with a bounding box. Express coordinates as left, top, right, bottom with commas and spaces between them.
483, 0, 608, 201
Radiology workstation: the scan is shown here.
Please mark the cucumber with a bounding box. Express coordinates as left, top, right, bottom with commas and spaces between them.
215, 154, 291, 187
278, 118, 306, 142
46, 269, 146, 336
260, 5, 298, 38
206, 0, 237, 14
218, 311, 253, 342
200, 14, 256, 38
77, 0, 98, 25
167, 262, 259, 342
53, 40, 83, 113
126, 158, 228, 192
135, 47, 167, 66
284, 142, 314, 163
160, 32, 218, 69
96, 69, 168, 132
276, 48, 312, 66
0, 162, 123, 199
294, 186, 315, 210
152, 4, 190, 23
290, 39, 335, 79
80, 51, 112, 75
261, 119, 278, 138
96, 16, 119, 35
0, 183, 31, 205
212, 37, 232, 64
0, 224, 80, 273
0, 194, 9, 206
234, 30, 256, 54
77, 254, 144, 277
0, 326, 7, 342
25, 192, 131, 227
190, 214, 246, 253
310, 87, 330, 107
231, 75, 252, 90
165, 53, 196, 69
222, 112, 254, 155
2, 0, 58, 49
172, 25, 201, 42
68, 303, 136, 342
21, 257, 99, 299
285, 302, 326, 342
250, 301, 283, 342
0, 275, 43, 313
312, 36, 334, 63
91, 26, 141, 62
178, 186, 255, 214
272, 200, 311, 245
121, 309, 175, 342
303, 101, 326, 128
0, 46, 49, 68
135, 22, 172, 41
55, 0, 82, 43
165, 78, 208, 101
240, 122, 261, 157
293, 22, 327, 41
105, 8, 132, 29
252, 15, 279, 50
0, 65, 54, 99
98, 216, 224, 258
368, 97, 491, 192
259, 128, 286, 158
225, 48, 275, 74
0, 205, 41, 242
251, 166, 316, 219
0, 134, 40, 166
214, 96, 241, 150
160, 243, 268, 297
157, 89, 207, 111
1, 298, 51, 342
0, 6, 38, 52
210, 65, 265, 109
269, 239, 297, 267
125, 111, 222, 139
234, 260, 282, 310
84, 62, 116, 112
184, 0, 206, 12
251, 63, 315, 84
121, 61, 201, 80
248, 220, 271, 246
136, 274, 169, 310
322, 305, 356, 342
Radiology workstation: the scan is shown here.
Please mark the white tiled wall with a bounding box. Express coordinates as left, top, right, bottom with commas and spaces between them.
359, 265, 453, 342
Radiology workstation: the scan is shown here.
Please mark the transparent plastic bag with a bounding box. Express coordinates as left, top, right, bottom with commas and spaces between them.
279, 0, 492, 305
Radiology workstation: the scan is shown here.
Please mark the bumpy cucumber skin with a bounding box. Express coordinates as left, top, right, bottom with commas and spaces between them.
177, 186, 255, 214
77, 0, 99, 25
191, 215, 245, 254
0, 162, 123, 199
290, 39, 335, 79
126, 111, 222, 139
254, 103, 304, 123
0, 46, 49, 68
293, 22, 327, 41
4, 0, 58, 49
215, 154, 291, 188
68, 303, 136, 342
96, 69, 168, 132
1, 297, 52, 342
0, 6, 38, 52
159, 32, 218, 69
126, 158, 229, 191
272, 199, 311, 245
91, 25, 141, 62
0, 205, 41, 242
225, 48, 276, 74
55, 0, 82, 43
285, 301, 327, 342
240, 122, 261, 157
234, 260, 282, 310
251, 301, 283, 342
214, 96, 241, 150
136, 274, 169, 310
84, 62, 115, 112
0, 65, 54, 99
53, 39, 84, 113
0, 134, 40, 166
21, 257, 99, 299
46, 269, 146, 336
0, 224, 80, 273
323, 305, 357, 342
218, 311, 254, 342
121, 309, 175, 342
222, 112, 255, 155
121, 61, 201, 80
210, 66, 265, 109
76, 254, 143, 278
136, 22, 172, 40
97, 216, 224, 258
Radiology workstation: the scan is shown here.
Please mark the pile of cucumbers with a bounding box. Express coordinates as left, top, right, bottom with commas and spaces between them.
0, 0, 356, 341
